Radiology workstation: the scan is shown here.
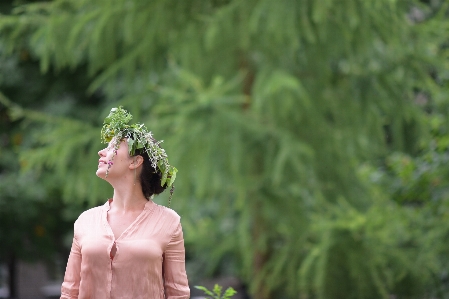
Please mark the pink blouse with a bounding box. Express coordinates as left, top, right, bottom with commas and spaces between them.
61, 200, 190, 299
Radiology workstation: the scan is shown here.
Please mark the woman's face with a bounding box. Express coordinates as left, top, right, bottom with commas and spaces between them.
96, 139, 133, 180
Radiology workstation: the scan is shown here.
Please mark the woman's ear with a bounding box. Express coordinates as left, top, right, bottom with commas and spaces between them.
130, 155, 144, 169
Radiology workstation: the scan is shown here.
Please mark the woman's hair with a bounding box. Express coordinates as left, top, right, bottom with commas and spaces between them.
134, 149, 167, 199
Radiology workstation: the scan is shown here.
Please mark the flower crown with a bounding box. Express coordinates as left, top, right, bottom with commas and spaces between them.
100, 107, 177, 195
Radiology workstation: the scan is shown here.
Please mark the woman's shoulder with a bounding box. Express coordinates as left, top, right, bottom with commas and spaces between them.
75, 202, 107, 224
152, 203, 182, 222
151, 204, 184, 240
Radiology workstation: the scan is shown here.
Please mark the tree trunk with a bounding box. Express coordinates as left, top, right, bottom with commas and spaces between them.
252, 205, 271, 299
7, 252, 17, 299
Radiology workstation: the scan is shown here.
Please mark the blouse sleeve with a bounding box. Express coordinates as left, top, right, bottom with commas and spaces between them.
163, 222, 190, 299
60, 228, 82, 299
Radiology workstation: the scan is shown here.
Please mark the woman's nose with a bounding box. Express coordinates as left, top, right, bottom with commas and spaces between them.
98, 148, 105, 156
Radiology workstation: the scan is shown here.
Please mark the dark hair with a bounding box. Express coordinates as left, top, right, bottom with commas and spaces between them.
134, 149, 167, 199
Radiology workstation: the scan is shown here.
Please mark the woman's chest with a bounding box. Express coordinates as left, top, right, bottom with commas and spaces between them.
79, 238, 163, 269
78, 213, 170, 261
107, 211, 142, 240
80, 232, 165, 262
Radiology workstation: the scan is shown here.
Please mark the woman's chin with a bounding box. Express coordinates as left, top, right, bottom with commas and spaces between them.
96, 169, 106, 178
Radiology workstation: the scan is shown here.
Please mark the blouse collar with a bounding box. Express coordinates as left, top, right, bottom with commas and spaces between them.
103, 198, 155, 212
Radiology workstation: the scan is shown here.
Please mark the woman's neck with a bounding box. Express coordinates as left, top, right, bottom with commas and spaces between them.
111, 184, 148, 212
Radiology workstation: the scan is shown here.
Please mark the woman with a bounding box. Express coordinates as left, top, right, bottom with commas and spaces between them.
60, 107, 190, 299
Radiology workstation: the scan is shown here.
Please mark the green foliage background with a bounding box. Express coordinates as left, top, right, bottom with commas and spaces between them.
1, 0, 449, 298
